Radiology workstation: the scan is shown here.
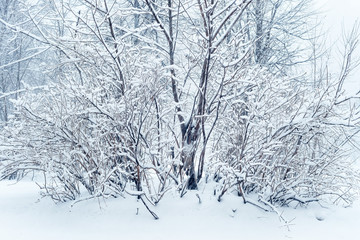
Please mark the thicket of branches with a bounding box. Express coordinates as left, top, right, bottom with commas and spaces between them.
0, 0, 359, 216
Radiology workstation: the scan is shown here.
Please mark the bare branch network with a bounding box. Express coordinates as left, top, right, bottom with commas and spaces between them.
0, 0, 359, 219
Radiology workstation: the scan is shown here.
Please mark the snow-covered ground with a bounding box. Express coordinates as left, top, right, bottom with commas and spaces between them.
1, 179, 359, 240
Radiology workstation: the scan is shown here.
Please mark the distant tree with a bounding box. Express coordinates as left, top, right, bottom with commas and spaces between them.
0, 0, 23, 122
248, 0, 315, 73
0, 0, 48, 124
0, 0, 359, 218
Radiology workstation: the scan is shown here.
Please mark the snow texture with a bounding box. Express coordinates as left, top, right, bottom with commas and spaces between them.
1, 179, 359, 240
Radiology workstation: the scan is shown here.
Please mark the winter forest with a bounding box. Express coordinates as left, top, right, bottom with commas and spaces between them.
1, 0, 360, 226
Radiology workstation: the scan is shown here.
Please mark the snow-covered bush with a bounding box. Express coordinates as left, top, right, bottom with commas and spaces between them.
0, 61, 176, 206
211, 66, 360, 206
0, 0, 359, 216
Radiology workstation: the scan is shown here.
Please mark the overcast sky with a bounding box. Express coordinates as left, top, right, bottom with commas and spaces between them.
317, 0, 360, 21
315, 0, 360, 92
316, 0, 360, 37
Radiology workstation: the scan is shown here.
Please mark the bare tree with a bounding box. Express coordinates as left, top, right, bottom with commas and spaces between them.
0, 0, 359, 217
247, 0, 315, 73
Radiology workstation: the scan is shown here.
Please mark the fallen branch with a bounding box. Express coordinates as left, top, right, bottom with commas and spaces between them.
139, 196, 159, 220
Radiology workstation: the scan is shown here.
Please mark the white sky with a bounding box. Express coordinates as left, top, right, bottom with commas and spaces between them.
315, 0, 360, 92
317, 0, 360, 24
315, 0, 359, 45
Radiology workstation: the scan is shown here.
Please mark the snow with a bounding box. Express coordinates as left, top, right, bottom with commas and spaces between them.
1, 179, 360, 240
1, 0, 359, 239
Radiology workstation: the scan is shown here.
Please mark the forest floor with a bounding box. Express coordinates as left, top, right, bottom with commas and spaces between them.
1, 178, 359, 240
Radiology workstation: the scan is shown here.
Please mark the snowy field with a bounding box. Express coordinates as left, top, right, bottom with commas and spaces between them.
1, 179, 359, 240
